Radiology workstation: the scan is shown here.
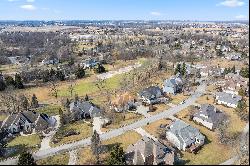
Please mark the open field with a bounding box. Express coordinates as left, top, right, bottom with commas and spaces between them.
37, 153, 69, 165
51, 121, 92, 147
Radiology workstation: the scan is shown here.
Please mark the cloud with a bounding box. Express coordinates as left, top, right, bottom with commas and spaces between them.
26, 0, 35, 2
217, 0, 245, 7
235, 15, 248, 19
20, 4, 36, 10
150, 11, 161, 16
7, 0, 19, 2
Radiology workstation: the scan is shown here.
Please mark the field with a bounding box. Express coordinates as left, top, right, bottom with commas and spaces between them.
36, 153, 69, 165
51, 121, 92, 147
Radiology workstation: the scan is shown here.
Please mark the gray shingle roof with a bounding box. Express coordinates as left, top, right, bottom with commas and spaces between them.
168, 120, 205, 146
69, 101, 102, 118
216, 92, 242, 105
194, 104, 226, 128
138, 86, 163, 99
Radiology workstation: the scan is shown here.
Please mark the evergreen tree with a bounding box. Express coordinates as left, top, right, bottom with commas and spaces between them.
91, 130, 101, 163
181, 63, 187, 76
14, 74, 24, 89
56, 70, 65, 81
95, 64, 106, 74
75, 65, 85, 79
106, 144, 125, 165
231, 65, 236, 74
4, 75, 15, 86
0, 79, 6, 91
174, 63, 181, 75
19, 95, 29, 111
85, 94, 89, 101
30, 94, 39, 109
65, 98, 71, 108
0, 130, 8, 157
18, 152, 36, 165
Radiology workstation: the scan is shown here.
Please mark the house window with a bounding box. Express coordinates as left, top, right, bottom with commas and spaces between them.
196, 138, 200, 143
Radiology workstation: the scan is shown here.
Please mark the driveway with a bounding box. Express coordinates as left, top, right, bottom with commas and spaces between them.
0, 83, 206, 164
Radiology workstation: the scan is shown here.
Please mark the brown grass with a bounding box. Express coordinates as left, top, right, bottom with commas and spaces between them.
143, 119, 172, 137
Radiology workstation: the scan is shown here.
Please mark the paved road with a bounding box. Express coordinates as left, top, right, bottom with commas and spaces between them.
0, 83, 206, 164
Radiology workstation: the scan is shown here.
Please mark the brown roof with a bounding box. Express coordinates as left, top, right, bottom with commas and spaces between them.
111, 92, 135, 107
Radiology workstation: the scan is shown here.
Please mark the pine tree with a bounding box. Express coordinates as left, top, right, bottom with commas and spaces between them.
14, 74, 24, 89
0, 79, 6, 91
19, 95, 29, 111
174, 63, 181, 75
75, 65, 85, 79
91, 130, 101, 163
106, 144, 125, 165
18, 152, 36, 165
30, 94, 39, 109
181, 63, 187, 76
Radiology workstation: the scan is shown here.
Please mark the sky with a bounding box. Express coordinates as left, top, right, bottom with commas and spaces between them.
0, 0, 249, 21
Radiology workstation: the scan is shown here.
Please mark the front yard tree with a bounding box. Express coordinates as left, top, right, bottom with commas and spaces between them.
30, 94, 39, 108
91, 130, 101, 164
18, 152, 36, 165
106, 144, 126, 165
14, 73, 24, 89
181, 62, 187, 76
95, 64, 106, 74
0, 79, 6, 91
5, 75, 15, 86
75, 65, 85, 79
174, 63, 181, 75
0, 130, 8, 157
19, 94, 29, 111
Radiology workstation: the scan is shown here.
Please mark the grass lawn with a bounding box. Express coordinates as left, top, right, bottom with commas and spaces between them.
196, 94, 215, 105
77, 131, 142, 165
7, 134, 41, 152
36, 153, 69, 165
143, 119, 172, 138
149, 104, 170, 115
170, 93, 189, 105
175, 109, 233, 165
0, 114, 7, 121
51, 121, 92, 147
36, 105, 62, 116
101, 112, 143, 132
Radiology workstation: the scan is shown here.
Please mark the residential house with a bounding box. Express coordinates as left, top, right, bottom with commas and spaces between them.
225, 53, 241, 61
193, 104, 226, 130
125, 136, 175, 165
165, 120, 205, 152
215, 92, 242, 108
1, 111, 56, 134
163, 74, 184, 95
81, 58, 100, 69
225, 73, 248, 89
42, 58, 59, 65
69, 101, 102, 119
111, 92, 137, 112
138, 86, 165, 105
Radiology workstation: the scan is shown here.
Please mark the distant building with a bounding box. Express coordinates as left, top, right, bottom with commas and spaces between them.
125, 136, 175, 165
